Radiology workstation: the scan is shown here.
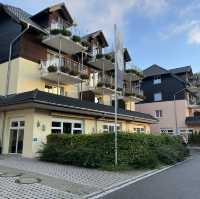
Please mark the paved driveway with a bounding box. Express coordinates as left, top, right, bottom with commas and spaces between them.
102, 150, 199, 199
0, 155, 147, 199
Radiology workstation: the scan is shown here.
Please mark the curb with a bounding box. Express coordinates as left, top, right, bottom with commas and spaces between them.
85, 157, 192, 199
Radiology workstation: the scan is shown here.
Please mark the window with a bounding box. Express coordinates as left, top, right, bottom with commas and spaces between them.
45, 84, 64, 96
160, 128, 174, 134
154, 92, 162, 101
155, 110, 163, 118
51, 120, 83, 134
103, 123, 120, 133
154, 76, 161, 84
133, 128, 145, 134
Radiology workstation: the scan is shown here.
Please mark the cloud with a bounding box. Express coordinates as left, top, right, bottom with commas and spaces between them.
160, 20, 200, 45
66, 0, 168, 42
188, 25, 200, 44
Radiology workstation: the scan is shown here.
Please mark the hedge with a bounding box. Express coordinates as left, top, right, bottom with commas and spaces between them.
39, 133, 189, 170
188, 131, 200, 145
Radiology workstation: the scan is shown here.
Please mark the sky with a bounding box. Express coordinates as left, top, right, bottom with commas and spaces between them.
1, 0, 200, 72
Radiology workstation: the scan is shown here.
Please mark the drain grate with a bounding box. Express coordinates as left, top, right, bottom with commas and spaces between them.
15, 177, 42, 184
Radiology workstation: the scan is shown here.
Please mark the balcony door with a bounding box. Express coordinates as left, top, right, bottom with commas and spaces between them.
47, 51, 64, 67
9, 120, 25, 154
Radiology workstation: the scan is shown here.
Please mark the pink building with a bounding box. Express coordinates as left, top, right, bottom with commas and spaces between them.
136, 65, 200, 134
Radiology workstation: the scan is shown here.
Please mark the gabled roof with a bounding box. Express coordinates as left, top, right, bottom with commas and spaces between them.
169, 66, 192, 75
143, 64, 168, 77
82, 30, 109, 48
0, 90, 157, 123
0, 3, 48, 34
31, 2, 74, 27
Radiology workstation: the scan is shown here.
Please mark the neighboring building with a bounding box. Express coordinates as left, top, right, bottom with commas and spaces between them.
0, 3, 157, 157
136, 64, 200, 134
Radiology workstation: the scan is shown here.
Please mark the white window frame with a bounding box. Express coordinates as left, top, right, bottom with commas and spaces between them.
51, 118, 83, 135
133, 128, 145, 134
154, 76, 161, 84
9, 118, 25, 154
155, 110, 163, 118
103, 123, 120, 133
154, 92, 162, 101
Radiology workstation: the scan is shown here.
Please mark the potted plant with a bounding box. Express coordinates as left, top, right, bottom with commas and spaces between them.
62, 29, 72, 37
105, 82, 111, 88
96, 54, 104, 59
81, 41, 88, 48
80, 73, 89, 80
50, 29, 61, 35
117, 88, 123, 92
105, 54, 112, 60
97, 82, 104, 87
48, 65, 57, 72
60, 66, 70, 73
72, 35, 81, 43
69, 70, 79, 76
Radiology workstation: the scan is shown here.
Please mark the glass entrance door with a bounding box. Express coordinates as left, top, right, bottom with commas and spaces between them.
9, 120, 25, 154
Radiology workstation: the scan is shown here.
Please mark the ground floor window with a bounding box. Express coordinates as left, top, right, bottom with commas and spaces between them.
133, 128, 145, 134
9, 119, 25, 154
179, 128, 194, 134
160, 128, 174, 134
103, 123, 120, 133
51, 119, 83, 134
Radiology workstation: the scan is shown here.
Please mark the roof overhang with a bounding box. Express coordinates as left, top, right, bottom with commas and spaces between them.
0, 100, 157, 124
42, 34, 85, 55
89, 58, 114, 71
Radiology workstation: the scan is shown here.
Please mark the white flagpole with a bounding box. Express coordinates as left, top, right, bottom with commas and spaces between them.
114, 24, 118, 166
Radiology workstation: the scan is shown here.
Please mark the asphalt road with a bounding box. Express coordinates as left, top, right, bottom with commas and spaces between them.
102, 150, 200, 199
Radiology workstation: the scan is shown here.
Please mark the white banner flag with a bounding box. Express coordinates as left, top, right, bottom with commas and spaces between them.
115, 25, 124, 89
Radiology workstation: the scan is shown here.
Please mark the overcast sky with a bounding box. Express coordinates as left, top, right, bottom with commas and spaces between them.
1, 0, 200, 72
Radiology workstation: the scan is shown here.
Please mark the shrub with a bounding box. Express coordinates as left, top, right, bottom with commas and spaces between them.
97, 82, 104, 87
39, 133, 189, 170
62, 29, 72, 37
96, 54, 104, 59
50, 29, 61, 35
72, 35, 81, 43
105, 54, 112, 60
48, 65, 57, 72
189, 131, 200, 145
60, 66, 69, 73
69, 70, 79, 76
80, 73, 89, 80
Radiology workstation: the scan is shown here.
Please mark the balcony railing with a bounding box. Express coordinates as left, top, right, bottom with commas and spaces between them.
123, 86, 144, 100
186, 116, 200, 125
40, 57, 90, 84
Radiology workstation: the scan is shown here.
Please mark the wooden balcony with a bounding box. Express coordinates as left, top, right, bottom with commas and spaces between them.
40, 58, 89, 85
88, 57, 114, 71
85, 74, 115, 95
42, 34, 85, 55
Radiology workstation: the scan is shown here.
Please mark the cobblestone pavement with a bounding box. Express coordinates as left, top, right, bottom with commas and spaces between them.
0, 155, 147, 198
0, 155, 145, 189
0, 176, 79, 199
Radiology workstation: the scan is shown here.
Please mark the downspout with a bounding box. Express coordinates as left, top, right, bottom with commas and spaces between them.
1, 24, 30, 153
6, 24, 30, 95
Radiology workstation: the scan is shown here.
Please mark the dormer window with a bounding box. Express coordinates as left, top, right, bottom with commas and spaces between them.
154, 75, 161, 84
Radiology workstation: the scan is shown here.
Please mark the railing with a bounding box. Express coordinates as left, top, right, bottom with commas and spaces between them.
41, 57, 89, 76
186, 116, 200, 125
123, 85, 144, 98
96, 73, 115, 89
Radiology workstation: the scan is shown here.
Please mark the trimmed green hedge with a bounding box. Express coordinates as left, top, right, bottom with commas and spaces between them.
39, 133, 189, 170
189, 131, 200, 145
